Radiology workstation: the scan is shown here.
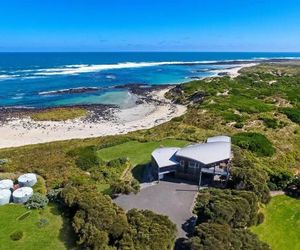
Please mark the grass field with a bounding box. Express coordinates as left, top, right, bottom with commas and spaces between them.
97, 139, 189, 165
97, 139, 189, 180
251, 195, 300, 250
30, 107, 87, 121
0, 204, 75, 250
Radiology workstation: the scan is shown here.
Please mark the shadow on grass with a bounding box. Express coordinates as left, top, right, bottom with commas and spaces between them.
132, 164, 148, 182
49, 204, 78, 250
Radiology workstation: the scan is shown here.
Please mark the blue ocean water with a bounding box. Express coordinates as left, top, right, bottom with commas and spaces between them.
0, 52, 299, 108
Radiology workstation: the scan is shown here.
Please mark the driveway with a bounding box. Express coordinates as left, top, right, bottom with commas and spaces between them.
113, 178, 198, 238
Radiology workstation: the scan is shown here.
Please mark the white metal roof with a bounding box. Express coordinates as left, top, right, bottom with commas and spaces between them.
0, 179, 13, 190
13, 187, 33, 198
176, 142, 231, 165
18, 173, 37, 183
207, 135, 231, 143
0, 189, 11, 198
151, 147, 180, 168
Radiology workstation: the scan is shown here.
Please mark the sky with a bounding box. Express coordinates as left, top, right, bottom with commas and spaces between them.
0, 0, 300, 52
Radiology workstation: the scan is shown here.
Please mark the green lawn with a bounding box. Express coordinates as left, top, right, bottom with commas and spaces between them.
251, 195, 300, 250
97, 139, 189, 165
97, 139, 189, 181
0, 204, 75, 250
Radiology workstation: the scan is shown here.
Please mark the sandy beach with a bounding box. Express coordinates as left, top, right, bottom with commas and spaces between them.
213, 63, 258, 78
0, 87, 186, 149
0, 63, 255, 149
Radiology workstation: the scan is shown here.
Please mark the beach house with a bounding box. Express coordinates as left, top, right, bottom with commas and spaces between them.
151, 136, 232, 186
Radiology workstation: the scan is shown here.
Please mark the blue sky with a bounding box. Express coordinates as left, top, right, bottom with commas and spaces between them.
1, 0, 300, 52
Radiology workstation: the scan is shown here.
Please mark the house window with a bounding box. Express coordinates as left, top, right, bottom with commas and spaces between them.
189, 161, 197, 169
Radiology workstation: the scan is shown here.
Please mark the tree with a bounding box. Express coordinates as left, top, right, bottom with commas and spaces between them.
184, 223, 270, 250
193, 189, 259, 228
230, 147, 271, 204
125, 209, 177, 250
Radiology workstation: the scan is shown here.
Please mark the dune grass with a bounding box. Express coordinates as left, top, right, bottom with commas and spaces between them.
0, 204, 75, 250
251, 195, 300, 250
30, 107, 87, 121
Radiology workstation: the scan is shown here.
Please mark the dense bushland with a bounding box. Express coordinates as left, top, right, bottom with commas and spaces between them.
184, 223, 270, 250
193, 189, 260, 227
60, 183, 177, 249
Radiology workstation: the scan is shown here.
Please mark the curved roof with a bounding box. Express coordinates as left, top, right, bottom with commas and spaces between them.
151, 147, 179, 168
0, 189, 11, 199
0, 179, 13, 190
18, 173, 37, 183
175, 142, 231, 165
13, 187, 33, 198
207, 135, 231, 143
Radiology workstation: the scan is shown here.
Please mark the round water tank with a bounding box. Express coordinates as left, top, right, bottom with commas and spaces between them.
0, 179, 14, 190
0, 189, 12, 205
13, 187, 33, 204
18, 173, 37, 187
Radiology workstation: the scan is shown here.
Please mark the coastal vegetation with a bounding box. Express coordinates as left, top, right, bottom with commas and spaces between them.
30, 107, 87, 121
0, 63, 300, 249
60, 182, 177, 249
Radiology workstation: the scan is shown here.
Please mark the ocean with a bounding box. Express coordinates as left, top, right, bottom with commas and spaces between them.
0, 52, 299, 108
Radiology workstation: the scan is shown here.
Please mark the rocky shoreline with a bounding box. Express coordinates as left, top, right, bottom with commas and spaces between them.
0, 83, 174, 124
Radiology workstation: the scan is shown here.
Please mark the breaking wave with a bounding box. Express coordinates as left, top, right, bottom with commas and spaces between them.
39, 87, 100, 95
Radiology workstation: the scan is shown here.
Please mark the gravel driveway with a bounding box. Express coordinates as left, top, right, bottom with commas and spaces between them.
114, 178, 198, 238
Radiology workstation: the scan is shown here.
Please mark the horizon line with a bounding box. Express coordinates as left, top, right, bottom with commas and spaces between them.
1, 51, 300, 53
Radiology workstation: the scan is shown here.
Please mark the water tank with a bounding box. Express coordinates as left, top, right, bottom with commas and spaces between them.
0, 189, 12, 205
0, 179, 14, 190
12, 187, 33, 204
18, 173, 37, 187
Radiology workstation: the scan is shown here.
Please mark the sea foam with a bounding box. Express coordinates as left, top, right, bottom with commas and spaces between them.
32, 61, 218, 76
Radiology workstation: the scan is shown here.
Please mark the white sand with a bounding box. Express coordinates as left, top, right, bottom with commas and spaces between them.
213, 63, 257, 78
0, 88, 186, 149
0, 63, 257, 149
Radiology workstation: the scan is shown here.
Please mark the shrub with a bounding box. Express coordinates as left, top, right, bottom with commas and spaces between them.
184, 223, 270, 250
61, 184, 129, 249
256, 212, 265, 225
232, 132, 275, 157
10, 230, 23, 241
193, 189, 259, 228
230, 148, 270, 204
260, 117, 279, 129
125, 209, 177, 250
107, 157, 127, 167
280, 107, 300, 124
37, 218, 49, 228
285, 176, 300, 198
171, 116, 184, 122
267, 169, 293, 190
68, 146, 102, 171
25, 193, 49, 209
234, 122, 244, 129
110, 179, 140, 195
47, 188, 63, 202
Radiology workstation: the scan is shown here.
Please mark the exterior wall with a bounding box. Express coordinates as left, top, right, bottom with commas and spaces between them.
152, 155, 230, 182
151, 156, 178, 180
151, 156, 159, 180
175, 156, 230, 182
